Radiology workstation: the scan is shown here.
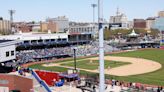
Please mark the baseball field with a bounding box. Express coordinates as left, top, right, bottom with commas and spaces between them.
29, 49, 164, 86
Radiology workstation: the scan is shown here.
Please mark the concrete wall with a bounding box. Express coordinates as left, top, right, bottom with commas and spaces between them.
0, 45, 15, 63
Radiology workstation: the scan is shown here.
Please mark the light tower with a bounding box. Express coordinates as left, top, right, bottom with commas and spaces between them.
8, 10, 15, 23
116, 7, 120, 16
98, 0, 105, 92
91, 3, 97, 39
91, 4, 97, 23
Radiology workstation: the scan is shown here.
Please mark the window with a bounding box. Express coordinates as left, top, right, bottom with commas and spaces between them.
11, 51, 14, 56
6, 51, 9, 57
24, 40, 29, 44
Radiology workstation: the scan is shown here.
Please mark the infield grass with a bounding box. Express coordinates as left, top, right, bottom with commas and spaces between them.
61, 60, 131, 70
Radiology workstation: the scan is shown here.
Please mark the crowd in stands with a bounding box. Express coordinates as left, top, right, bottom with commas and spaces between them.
13, 41, 119, 66
105, 79, 164, 92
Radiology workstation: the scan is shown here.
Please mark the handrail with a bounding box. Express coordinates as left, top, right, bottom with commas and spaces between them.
31, 70, 52, 92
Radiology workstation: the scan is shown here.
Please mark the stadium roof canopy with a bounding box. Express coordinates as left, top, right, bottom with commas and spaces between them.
0, 40, 19, 47
0, 32, 68, 41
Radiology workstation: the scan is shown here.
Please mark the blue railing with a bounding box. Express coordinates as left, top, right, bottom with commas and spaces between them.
31, 70, 52, 92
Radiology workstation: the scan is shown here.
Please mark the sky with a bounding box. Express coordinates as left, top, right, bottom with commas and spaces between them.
0, 0, 164, 22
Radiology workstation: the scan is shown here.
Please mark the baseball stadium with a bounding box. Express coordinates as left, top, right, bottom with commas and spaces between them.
0, 1, 164, 91
0, 26, 164, 92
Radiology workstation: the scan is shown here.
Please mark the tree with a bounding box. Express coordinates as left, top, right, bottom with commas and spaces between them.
104, 27, 112, 40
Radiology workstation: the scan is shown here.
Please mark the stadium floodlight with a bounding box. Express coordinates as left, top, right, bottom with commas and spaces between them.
8, 10, 15, 23
98, 0, 105, 92
91, 3, 98, 39
91, 4, 97, 23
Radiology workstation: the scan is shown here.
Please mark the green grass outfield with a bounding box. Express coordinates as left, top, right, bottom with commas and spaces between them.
61, 60, 130, 70
29, 49, 164, 86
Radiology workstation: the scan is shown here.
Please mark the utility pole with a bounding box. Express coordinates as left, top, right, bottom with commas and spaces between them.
98, 0, 105, 92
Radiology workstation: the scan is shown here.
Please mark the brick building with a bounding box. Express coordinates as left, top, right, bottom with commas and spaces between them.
133, 19, 146, 29
46, 16, 69, 33
47, 20, 58, 33
40, 21, 58, 33
0, 74, 33, 92
40, 22, 48, 32
15, 22, 32, 32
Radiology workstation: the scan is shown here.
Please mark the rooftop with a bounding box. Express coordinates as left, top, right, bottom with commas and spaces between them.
0, 40, 19, 47
0, 40, 12, 43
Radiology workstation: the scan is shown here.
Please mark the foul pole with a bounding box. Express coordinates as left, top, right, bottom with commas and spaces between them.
98, 0, 105, 92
